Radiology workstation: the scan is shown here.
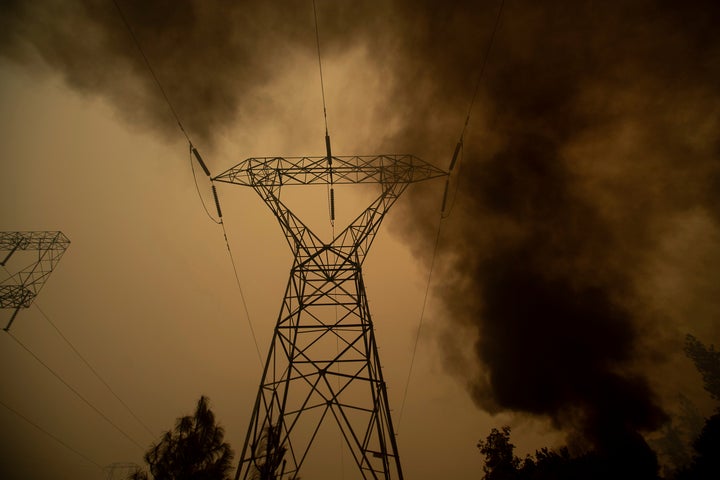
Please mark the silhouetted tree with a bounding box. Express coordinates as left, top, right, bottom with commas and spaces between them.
673, 413, 720, 480
248, 423, 291, 480
477, 336, 720, 480
684, 335, 720, 405
129, 396, 234, 480
477, 427, 659, 480
477, 426, 520, 480
653, 392, 708, 477
672, 335, 720, 479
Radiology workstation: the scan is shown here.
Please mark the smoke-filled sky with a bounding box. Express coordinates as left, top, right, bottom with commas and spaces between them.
1, 1, 719, 479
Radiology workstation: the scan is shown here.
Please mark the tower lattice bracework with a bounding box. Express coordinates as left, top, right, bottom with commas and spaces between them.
214, 155, 445, 480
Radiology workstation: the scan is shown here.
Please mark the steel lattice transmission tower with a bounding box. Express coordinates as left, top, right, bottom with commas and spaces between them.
214, 154, 445, 480
0, 231, 70, 330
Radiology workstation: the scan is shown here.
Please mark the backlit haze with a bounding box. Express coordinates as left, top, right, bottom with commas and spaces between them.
1, 1, 719, 479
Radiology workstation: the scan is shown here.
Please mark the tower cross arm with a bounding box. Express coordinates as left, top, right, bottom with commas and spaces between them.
0, 231, 70, 251
212, 155, 447, 187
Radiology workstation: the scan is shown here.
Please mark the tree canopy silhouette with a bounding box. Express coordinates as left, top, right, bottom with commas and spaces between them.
684, 334, 720, 404
250, 423, 286, 480
477, 426, 519, 480
476, 335, 720, 480
130, 395, 234, 480
477, 426, 659, 480
673, 335, 720, 479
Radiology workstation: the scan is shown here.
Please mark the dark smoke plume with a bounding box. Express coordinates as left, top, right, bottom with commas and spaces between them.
0, 0, 377, 146
384, 0, 720, 470
3, 0, 720, 470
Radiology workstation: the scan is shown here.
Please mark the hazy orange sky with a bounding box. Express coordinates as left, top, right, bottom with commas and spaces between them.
2, 1, 719, 479
0, 3, 501, 479
0, 45, 506, 480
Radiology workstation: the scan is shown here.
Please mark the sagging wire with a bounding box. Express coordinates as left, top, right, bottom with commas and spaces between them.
396, 210, 443, 432
313, 0, 335, 228
440, 0, 504, 219
398, 0, 505, 432
190, 151, 264, 368
113, 0, 264, 368
220, 220, 264, 368
0, 265, 155, 441
5, 330, 146, 451
112, 0, 191, 144
0, 398, 104, 469
313, 2, 342, 474
33, 301, 156, 439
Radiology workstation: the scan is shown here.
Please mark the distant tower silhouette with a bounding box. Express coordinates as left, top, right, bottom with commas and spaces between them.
0, 231, 70, 330
214, 154, 445, 479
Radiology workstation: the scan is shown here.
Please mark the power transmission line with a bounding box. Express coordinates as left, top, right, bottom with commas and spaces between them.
397, 213, 443, 432
459, 0, 506, 143
33, 302, 156, 439
312, 0, 330, 136
442, 0, 505, 219
1, 263, 156, 440
220, 220, 264, 367
397, 0, 505, 429
111, 0, 190, 144
5, 330, 146, 451
112, 0, 263, 367
312, 0, 337, 227
0, 398, 104, 470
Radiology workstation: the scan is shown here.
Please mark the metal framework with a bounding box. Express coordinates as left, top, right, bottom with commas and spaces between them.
0, 231, 70, 330
214, 155, 445, 480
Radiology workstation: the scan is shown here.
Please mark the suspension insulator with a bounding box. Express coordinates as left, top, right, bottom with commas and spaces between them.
440, 179, 450, 213
449, 141, 462, 172
212, 185, 223, 218
192, 147, 211, 177
330, 187, 336, 221
325, 134, 333, 165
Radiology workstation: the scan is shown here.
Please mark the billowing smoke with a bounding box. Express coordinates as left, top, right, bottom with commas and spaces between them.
3, 0, 719, 470
384, 0, 720, 470
0, 0, 377, 146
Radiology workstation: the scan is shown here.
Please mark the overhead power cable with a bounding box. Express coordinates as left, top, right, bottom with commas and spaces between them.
458, 0, 505, 143
5, 331, 146, 451
112, 0, 263, 369
312, 0, 329, 136
0, 398, 104, 469
313, 2, 343, 473
441, 0, 505, 219
111, 0, 190, 144
397, 212, 443, 432
312, 0, 336, 227
33, 302, 156, 439
191, 154, 264, 367
113, 0, 214, 221
398, 0, 505, 430
189, 161, 263, 366
0, 265, 153, 440
220, 220, 264, 367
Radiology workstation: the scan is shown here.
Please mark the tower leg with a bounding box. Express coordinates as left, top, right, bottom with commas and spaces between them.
236, 248, 403, 480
